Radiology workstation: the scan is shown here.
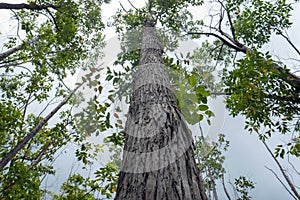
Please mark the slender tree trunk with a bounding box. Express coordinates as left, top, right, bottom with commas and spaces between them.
115, 22, 207, 200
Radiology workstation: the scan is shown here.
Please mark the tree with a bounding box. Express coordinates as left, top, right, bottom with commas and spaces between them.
0, 0, 107, 198
114, 20, 207, 200
187, 0, 300, 198
188, 0, 300, 156
107, 0, 300, 199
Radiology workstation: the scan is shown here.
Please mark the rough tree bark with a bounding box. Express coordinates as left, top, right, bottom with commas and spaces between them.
115, 21, 207, 200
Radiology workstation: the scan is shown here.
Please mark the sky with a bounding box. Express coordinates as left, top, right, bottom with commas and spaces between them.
1, 0, 300, 199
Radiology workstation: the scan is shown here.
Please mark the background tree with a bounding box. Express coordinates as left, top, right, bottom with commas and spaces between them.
1, 0, 299, 199
187, 0, 300, 198
0, 0, 111, 198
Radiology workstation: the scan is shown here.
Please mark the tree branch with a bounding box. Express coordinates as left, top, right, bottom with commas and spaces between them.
0, 36, 39, 61
0, 3, 63, 10
188, 31, 300, 91
127, 0, 137, 10
265, 166, 297, 200
218, 0, 236, 41
222, 175, 232, 200
0, 83, 82, 168
187, 32, 247, 53
261, 139, 300, 199
280, 32, 300, 56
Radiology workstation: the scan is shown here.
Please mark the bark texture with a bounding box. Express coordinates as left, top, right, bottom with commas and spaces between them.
115, 23, 207, 200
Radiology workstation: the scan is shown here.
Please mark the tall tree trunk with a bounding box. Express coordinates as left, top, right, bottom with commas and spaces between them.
115, 22, 207, 200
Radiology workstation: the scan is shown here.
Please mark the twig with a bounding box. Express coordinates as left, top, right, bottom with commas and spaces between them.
127, 0, 137, 10
45, 8, 60, 31
280, 31, 300, 56
119, 2, 128, 13
287, 154, 300, 176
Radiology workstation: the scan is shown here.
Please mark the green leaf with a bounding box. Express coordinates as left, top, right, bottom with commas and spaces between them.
199, 104, 209, 111
189, 75, 197, 87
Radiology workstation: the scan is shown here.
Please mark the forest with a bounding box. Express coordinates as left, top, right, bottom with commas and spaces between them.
0, 0, 299, 199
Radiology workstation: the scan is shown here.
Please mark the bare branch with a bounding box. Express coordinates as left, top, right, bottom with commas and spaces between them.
218, 0, 236, 41
127, 0, 137, 10
222, 175, 232, 200
265, 166, 297, 200
280, 32, 300, 56
261, 139, 300, 199
188, 32, 247, 53
0, 3, 63, 10
119, 2, 128, 13
288, 155, 300, 177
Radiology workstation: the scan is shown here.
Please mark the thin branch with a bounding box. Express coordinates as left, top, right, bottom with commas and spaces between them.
214, 44, 224, 68
188, 32, 300, 91
222, 175, 232, 200
119, 2, 128, 13
228, 179, 239, 199
217, 2, 224, 33
265, 166, 297, 200
127, 0, 137, 10
10, 9, 22, 40
27, 142, 52, 171
287, 155, 300, 177
0, 3, 63, 10
261, 139, 300, 199
210, 92, 229, 96
45, 8, 60, 31
218, 0, 236, 41
187, 32, 247, 53
0, 83, 83, 168
280, 32, 300, 56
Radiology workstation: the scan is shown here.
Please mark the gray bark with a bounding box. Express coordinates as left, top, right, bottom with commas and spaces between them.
115, 23, 207, 200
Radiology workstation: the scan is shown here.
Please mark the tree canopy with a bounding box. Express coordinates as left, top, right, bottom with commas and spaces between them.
0, 0, 299, 199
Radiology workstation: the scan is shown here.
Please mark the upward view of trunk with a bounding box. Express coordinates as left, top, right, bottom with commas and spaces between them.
115, 21, 207, 200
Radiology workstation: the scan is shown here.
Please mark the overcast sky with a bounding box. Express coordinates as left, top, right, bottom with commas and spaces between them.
1, 1, 300, 199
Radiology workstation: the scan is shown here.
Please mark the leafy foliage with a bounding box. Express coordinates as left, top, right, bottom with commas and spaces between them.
195, 133, 255, 199
234, 176, 255, 200
226, 0, 293, 48
0, 0, 111, 198
224, 50, 300, 156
